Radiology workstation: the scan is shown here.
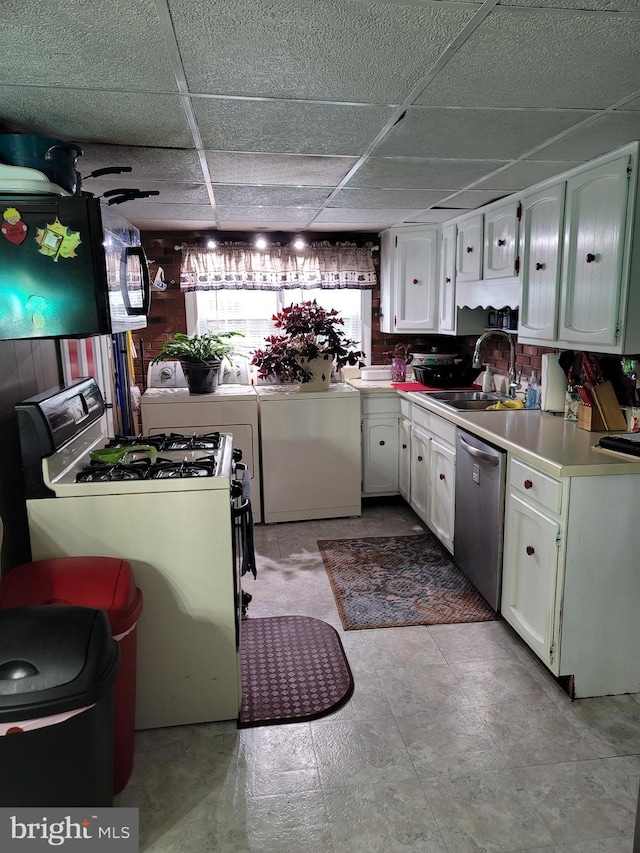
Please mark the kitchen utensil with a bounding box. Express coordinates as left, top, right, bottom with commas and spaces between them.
90, 445, 157, 465
590, 381, 628, 430
411, 352, 458, 366
576, 385, 593, 406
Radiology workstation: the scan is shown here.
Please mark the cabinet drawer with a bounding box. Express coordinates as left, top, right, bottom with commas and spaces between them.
362, 394, 400, 416
410, 404, 456, 446
400, 398, 411, 419
510, 458, 563, 515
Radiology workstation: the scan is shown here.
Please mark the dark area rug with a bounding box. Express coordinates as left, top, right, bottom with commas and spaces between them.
318, 534, 498, 630
239, 615, 354, 728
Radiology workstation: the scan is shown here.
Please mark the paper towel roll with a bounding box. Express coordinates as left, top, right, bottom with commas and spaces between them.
541, 353, 566, 412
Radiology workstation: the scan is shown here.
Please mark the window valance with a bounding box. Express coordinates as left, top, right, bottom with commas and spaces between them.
180, 241, 377, 291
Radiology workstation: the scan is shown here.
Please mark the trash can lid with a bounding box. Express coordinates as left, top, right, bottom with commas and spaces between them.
0, 557, 143, 635
0, 605, 119, 722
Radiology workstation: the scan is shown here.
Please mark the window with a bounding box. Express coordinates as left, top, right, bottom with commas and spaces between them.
185, 288, 371, 364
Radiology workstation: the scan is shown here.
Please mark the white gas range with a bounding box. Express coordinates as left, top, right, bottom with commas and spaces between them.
16, 378, 248, 730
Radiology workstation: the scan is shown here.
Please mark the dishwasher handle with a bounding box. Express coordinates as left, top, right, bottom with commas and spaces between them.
458, 434, 501, 466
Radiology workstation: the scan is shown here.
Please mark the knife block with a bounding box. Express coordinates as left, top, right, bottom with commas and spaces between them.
577, 403, 606, 431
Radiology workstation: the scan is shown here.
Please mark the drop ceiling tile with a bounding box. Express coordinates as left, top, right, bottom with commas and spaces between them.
0, 0, 176, 91
500, 0, 638, 9
170, 0, 474, 102
78, 146, 203, 183
328, 188, 451, 209
347, 158, 509, 190
217, 221, 318, 232
415, 9, 640, 109
212, 186, 332, 207
473, 160, 582, 191
141, 220, 218, 232
0, 88, 193, 147
193, 99, 394, 156
216, 206, 318, 224
85, 180, 210, 205
411, 209, 472, 223
375, 108, 595, 161
313, 208, 422, 226
112, 202, 215, 222
529, 113, 640, 161
617, 97, 640, 111
438, 190, 511, 209
205, 152, 357, 186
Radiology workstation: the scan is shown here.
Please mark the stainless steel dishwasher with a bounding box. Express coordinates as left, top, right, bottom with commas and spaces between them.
454, 429, 506, 611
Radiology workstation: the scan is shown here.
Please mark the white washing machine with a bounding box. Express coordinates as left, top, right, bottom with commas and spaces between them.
141, 383, 262, 521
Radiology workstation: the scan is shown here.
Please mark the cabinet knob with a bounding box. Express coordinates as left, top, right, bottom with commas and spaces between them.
439, 473, 445, 480
497, 238, 506, 247
402, 443, 407, 449
466, 246, 473, 253
524, 479, 533, 489
445, 276, 451, 283
535, 262, 545, 271
586, 253, 596, 263
526, 545, 535, 556
379, 440, 385, 446
412, 278, 419, 284
417, 455, 423, 462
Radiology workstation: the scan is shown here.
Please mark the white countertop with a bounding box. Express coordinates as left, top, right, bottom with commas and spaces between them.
142, 385, 258, 403
348, 379, 640, 477
255, 382, 360, 399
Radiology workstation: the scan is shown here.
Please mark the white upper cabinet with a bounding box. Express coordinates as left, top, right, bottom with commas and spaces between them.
379, 226, 439, 334
455, 214, 483, 282
518, 182, 566, 343
439, 224, 456, 334
558, 153, 631, 349
483, 200, 520, 279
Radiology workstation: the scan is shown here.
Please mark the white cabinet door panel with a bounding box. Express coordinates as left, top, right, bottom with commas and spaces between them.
456, 214, 483, 282
409, 424, 430, 523
427, 437, 455, 553
394, 228, 439, 332
483, 202, 519, 279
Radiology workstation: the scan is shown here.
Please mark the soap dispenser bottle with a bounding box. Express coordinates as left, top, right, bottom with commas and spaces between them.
481, 364, 494, 393
525, 370, 540, 409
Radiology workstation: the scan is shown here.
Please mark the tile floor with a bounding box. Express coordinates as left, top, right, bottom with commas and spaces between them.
116, 499, 640, 852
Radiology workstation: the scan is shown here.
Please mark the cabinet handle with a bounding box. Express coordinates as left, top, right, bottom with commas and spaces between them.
412, 278, 419, 284
466, 246, 473, 253
526, 545, 535, 556
439, 473, 445, 480
497, 239, 506, 246
445, 277, 451, 283
535, 262, 545, 271
417, 455, 423, 462
524, 479, 533, 489
586, 253, 596, 263
379, 440, 385, 446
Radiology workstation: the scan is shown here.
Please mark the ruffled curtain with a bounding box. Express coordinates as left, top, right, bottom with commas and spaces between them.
180, 241, 377, 291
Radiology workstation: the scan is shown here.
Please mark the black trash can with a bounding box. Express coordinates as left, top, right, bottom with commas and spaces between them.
0, 605, 120, 807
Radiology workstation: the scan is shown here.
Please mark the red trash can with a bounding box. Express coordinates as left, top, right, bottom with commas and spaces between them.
0, 556, 143, 795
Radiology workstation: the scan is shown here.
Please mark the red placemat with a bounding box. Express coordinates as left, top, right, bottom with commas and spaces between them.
391, 382, 479, 392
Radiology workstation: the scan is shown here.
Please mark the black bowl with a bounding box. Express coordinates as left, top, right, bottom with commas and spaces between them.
412, 363, 478, 388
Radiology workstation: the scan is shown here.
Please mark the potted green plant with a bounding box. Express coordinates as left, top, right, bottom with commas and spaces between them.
251, 300, 365, 391
152, 330, 244, 394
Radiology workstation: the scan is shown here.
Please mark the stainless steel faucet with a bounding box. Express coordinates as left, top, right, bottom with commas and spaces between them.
472, 329, 521, 398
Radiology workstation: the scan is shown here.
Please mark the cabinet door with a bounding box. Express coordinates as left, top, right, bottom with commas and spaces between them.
501, 493, 561, 668
409, 424, 430, 523
427, 437, 455, 553
362, 416, 399, 495
398, 417, 411, 501
483, 201, 520, 279
456, 214, 483, 282
518, 183, 565, 343
559, 154, 631, 348
379, 228, 394, 334
394, 227, 439, 333
439, 224, 456, 334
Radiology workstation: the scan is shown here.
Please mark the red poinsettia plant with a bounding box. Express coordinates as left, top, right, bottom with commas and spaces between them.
251, 300, 365, 383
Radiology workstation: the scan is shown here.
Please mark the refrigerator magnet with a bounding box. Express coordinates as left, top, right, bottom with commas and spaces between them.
35, 217, 81, 261
1, 207, 28, 245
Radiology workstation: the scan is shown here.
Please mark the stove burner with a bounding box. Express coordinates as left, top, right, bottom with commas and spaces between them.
76, 459, 151, 482
106, 432, 222, 452
148, 458, 218, 479
75, 454, 219, 482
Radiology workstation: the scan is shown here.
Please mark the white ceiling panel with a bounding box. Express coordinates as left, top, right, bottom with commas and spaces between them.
169, 0, 475, 102
0, 0, 175, 91
0, 88, 193, 148
529, 112, 640, 161
346, 158, 510, 189
1, 2, 638, 231
328, 188, 452, 208
205, 152, 357, 186
193, 99, 394, 156
374, 107, 596, 160
472, 160, 582, 191
213, 186, 332, 207
415, 9, 640, 109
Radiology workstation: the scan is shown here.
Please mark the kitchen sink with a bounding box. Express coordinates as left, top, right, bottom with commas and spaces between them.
419, 390, 526, 411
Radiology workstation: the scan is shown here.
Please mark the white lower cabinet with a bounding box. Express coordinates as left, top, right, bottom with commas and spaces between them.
428, 437, 456, 553
409, 423, 430, 522
501, 456, 640, 697
398, 417, 411, 501
361, 393, 400, 496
